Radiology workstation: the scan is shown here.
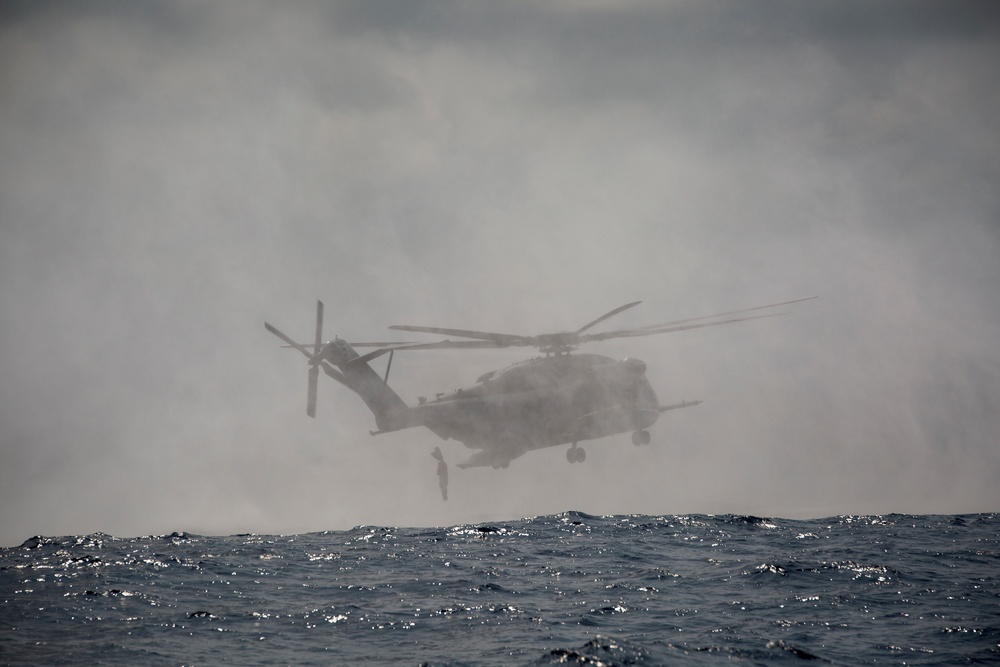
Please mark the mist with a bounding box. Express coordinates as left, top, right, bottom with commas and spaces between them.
2, 0, 999, 547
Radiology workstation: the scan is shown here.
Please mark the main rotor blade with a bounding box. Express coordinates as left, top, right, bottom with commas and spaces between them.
265, 322, 316, 360
283, 338, 489, 350
388, 301, 643, 349
347, 340, 419, 348
380, 339, 505, 352
632, 296, 817, 332
381, 297, 814, 352
575, 301, 643, 334
351, 339, 504, 365
580, 311, 789, 343
387, 325, 530, 347
313, 301, 324, 357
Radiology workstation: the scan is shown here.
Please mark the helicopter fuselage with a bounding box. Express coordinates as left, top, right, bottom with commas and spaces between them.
402, 354, 660, 468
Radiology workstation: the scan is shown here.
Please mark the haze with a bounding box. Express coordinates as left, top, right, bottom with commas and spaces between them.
2, 1, 998, 547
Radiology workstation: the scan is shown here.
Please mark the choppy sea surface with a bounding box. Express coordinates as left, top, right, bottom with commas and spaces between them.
1, 513, 997, 666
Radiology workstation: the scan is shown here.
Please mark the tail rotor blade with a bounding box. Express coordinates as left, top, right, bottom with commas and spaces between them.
266, 300, 327, 418
265, 322, 314, 360
307, 364, 319, 418
314, 301, 324, 357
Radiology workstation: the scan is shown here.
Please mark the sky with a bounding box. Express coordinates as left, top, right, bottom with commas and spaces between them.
1, 0, 999, 547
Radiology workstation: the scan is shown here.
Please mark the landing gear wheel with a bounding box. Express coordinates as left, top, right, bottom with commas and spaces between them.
566, 446, 586, 463
632, 430, 651, 446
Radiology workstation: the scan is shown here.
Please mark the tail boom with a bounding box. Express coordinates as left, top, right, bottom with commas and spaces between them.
321, 337, 410, 432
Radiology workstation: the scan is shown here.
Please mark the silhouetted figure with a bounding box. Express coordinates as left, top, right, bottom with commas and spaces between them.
431, 446, 448, 501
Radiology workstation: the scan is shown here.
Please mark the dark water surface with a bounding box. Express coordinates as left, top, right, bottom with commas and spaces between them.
2, 513, 997, 665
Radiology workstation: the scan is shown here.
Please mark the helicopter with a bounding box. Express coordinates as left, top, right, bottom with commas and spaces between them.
264, 297, 814, 469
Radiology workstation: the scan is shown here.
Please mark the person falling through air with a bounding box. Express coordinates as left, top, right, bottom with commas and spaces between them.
431, 447, 448, 501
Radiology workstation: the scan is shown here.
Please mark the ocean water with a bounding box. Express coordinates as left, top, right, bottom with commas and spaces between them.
1, 513, 996, 666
